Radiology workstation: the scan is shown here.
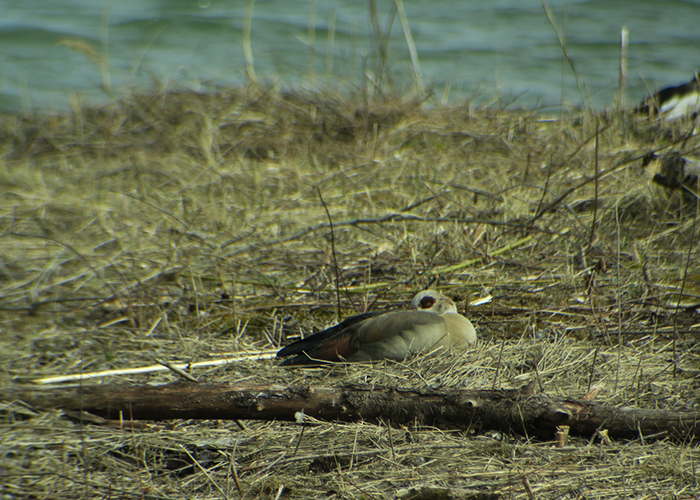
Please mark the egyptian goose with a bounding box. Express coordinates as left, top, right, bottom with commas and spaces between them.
277, 290, 476, 365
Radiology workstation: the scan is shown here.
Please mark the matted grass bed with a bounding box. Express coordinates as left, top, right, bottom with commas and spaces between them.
1, 86, 699, 499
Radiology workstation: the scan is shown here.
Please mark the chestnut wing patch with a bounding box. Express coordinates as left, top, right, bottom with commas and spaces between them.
277, 311, 385, 365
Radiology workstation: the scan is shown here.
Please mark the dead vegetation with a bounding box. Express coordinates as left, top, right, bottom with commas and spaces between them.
1, 85, 699, 499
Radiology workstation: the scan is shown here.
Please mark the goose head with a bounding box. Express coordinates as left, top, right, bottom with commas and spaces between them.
409, 290, 458, 315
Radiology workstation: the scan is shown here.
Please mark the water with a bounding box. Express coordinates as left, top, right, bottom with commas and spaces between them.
1, 0, 699, 113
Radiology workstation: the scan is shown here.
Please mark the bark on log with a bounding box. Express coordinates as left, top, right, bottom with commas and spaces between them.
3, 382, 698, 441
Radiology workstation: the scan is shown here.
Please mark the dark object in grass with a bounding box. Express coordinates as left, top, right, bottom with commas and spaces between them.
642, 152, 700, 198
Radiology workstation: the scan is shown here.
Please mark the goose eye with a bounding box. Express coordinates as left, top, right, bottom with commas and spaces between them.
419, 296, 436, 309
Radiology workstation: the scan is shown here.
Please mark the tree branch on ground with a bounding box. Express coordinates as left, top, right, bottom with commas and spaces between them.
4, 382, 698, 441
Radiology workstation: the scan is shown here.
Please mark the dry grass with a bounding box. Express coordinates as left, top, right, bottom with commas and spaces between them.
1, 85, 699, 499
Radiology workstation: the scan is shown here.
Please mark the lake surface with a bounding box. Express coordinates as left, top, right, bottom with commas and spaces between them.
2, 0, 699, 112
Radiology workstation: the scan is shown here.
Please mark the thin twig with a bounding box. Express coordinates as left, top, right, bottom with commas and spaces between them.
672, 185, 699, 377
542, 0, 587, 106
614, 204, 622, 394
243, 0, 257, 83
156, 359, 199, 383
292, 419, 306, 458
587, 347, 599, 394
395, 0, 423, 93
528, 149, 635, 225
493, 339, 506, 390
386, 420, 399, 470
181, 445, 229, 498
32, 352, 278, 384
587, 124, 600, 255
317, 187, 343, 322
225, 213, 551, 258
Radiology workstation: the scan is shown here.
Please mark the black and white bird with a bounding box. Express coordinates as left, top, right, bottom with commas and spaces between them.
638, 72, 700, 120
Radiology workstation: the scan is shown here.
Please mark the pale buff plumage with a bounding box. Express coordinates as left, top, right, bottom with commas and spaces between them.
277, 290, 476, 365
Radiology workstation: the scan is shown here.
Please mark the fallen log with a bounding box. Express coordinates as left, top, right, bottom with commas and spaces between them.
3, 382, 698, 441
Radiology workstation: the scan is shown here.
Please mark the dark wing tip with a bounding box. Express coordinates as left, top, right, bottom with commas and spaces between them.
276, 311, 384, 365
277, 335, 355, 366
278, 353, 310, 366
